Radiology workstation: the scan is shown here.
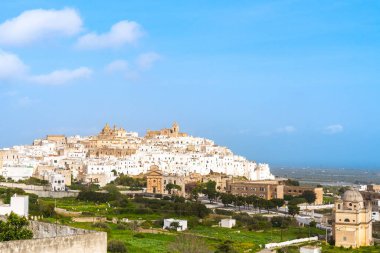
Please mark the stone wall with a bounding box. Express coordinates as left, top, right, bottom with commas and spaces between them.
0, 182, 48, 191
0, 221, 107, 253
24, 189, 79, 198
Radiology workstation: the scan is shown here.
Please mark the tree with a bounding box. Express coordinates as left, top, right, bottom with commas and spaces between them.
215, 240, 237, 253
285, 179, 300, 186
0, 212, 33, 241
270, 198, 285, 208
202, 180, 218, 203
233, 196, 245, 210
166, 183, 182, 194
189, 183, 203, 201
169, 234, 211, 253
302, 190, 316, 209
220, 193, 234, 207
288, 204, 300, 217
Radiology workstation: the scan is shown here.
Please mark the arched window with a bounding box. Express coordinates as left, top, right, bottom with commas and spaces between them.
344, 218, 350, 222
338, 204, 341, 209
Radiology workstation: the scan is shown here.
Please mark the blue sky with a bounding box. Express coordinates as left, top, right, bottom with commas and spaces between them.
0, 0, 379, 169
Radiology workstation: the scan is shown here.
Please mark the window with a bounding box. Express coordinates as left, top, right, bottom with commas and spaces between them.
344, 218, 350, 222
343, 236, 347, 241
338, 204, 341, 209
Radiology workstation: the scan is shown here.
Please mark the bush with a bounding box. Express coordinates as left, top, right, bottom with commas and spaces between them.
141, 220, 153, 229
309, 221, 317, 228
153, 219, 164, 228
116, 223, 127, 230
215, 209, 234, 216
108, 240, 127, 253
92, 222, 109, 229
81, 211, 95, 216
133, 233, 145, 238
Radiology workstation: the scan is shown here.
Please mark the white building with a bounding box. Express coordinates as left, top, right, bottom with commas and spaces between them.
50, 173, 66, 191
0, 194, 29, 217
300, 246, 321, 253
219, 218, 236, 228
163, 218, 187, 231
1, 165, 34, 181
372, 211, 380, 221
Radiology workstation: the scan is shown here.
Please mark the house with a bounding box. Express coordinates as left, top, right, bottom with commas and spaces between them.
50, 173, 66, 191
300, 246, 321, 253
163, 218, 187, 231
0, 194, 29, 217
372, 211, 380, 221
219, 218, 236, 228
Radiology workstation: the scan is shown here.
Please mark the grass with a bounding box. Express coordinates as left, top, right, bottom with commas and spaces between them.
39, 197, 380, 253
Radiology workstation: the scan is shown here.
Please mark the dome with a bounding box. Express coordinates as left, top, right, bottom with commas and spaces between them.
342, 189, 363, 203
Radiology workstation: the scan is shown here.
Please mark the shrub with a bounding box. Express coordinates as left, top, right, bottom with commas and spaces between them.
108, 240, 127, 253
141, 220, 153, 229
133, 233, 145, 238
92, 222, 109, 229
215, 209, 234, 216
116, 223, 127, 230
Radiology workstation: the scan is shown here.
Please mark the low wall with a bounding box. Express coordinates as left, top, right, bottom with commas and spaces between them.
54, 207, 82, 217
0, 221, 107, 253
72, 217, 107, 223
265, 236, 319, 249
24, 189, 79, 198
0, 182, 48, 191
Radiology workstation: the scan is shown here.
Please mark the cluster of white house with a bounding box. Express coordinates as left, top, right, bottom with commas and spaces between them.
0, 123, 275, 189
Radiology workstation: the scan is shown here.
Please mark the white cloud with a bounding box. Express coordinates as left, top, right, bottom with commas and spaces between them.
276, 125, 296, 134
17, 96, 37, 107
260, 125, 296, 136
0, 8, 82, 46
324, 124, 343, 134
30, 67, 92, 85
105, 60, 129, 73
0, 50, 28, 80
136, 52, 160, 70
76, 20, 143, 50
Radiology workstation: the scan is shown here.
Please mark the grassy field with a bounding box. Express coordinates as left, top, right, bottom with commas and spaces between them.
40, 197, 380, 253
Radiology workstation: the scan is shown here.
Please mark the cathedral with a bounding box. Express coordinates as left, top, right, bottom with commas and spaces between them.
145, 122, 188, 138
333, 188, 373, 248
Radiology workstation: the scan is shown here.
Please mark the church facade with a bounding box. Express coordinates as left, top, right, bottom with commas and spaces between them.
333, 189, 373, 248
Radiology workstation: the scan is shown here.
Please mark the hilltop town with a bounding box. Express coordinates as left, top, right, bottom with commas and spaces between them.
0, 122, 274, 189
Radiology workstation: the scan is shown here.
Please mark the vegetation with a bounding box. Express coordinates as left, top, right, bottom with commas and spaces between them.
165, 183, 182, 194
108, 239, 128, 253
18, 177, 49, 186
0, 212, 33, 241
302, 190, 317, 205
112, 175, 146, 188
168, 233, 211, 253
285, 179, 300, 186
288, 204, 300, 217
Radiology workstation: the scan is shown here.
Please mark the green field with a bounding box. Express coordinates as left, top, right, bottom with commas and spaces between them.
40, 197, 380, 253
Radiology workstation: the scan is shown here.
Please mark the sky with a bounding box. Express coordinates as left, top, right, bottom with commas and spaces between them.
0, 0, 379, 169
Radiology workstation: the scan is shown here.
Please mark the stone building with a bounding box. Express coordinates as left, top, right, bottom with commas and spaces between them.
46, 135, 67, 146
146, 165, 185, 196
367, 184, 380, 193
145, 122, 188, 138
226, 180, 284, 200
284, 185, 324, 205
333, 189, 373, 248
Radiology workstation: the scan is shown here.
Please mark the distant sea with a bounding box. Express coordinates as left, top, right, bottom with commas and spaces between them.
271, 167, 380, 186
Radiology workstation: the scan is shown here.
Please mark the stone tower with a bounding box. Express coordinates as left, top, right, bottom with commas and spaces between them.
333, 189, 373, 248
